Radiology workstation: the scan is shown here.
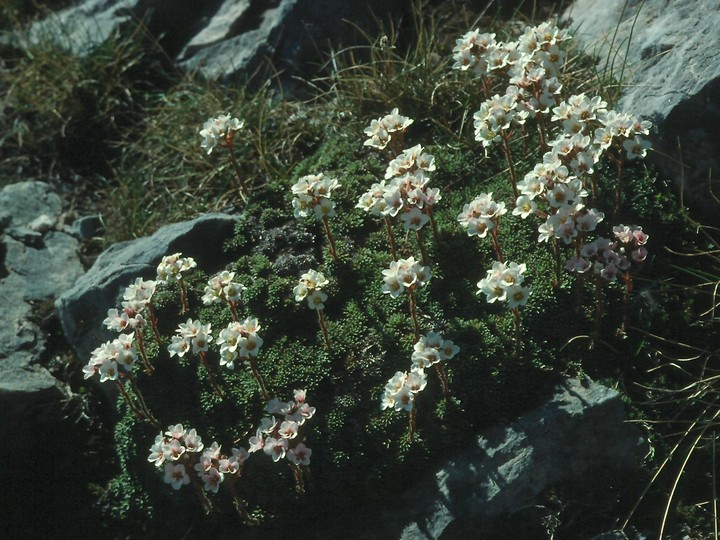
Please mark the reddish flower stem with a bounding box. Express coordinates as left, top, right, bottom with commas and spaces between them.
321, 216, 339, 261
384, 216, 398, 261
317, 309, 331, 351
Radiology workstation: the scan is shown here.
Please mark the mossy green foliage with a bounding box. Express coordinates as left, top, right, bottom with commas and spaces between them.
100, 77, 700, 536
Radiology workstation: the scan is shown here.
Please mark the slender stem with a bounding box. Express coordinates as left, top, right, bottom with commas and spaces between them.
179, 277, 189, 315
537, 116, 548, 150
321, 216, 339, 261
189, 471, 214, 514
490, 223, 504, 263
225, 138, 249, 201
115, 380, 140, 416
226, 477, 258, 524
134, 329, 154, 375
128, 378, 161, 427
228, 300, 240, 322
434, 363, 450, 398
415, 229, 429, 266
408, 288, 420, 341
198, 351, 224, 398
501, 131, 519, 199
145, 304, 163, 348
289, 462, 305, 494
248, 357, 270, 402
317, 309, 331, 351
384, 216, 398, 261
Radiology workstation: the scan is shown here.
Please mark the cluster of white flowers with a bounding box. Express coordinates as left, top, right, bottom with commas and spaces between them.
380, 370, 427, 412
199, 114, 243, 155
566, 225, 648, 280
357, 142, 440, 231
291, 173, 341, 221
477, 261, 531, 308
381, 256, 432, 298
202, 270, 245, 306
550, 94, 652, 167
217, 317, 264, 369
293, 269, 329, 310
148, 424, 248, 493
411, 331, 460, 371
82, 334, 137, 382
457, 192, 508, 237
248, 389, 315, 466
362, 107, 414, 150
156, 253, 197, 284
454, 23, 568, 117
102, 277, 157, 332
473, 90, 530, 147
168, 318, 213, 358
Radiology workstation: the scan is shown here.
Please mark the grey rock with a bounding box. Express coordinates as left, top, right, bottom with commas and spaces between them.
325, 378, 645, 539
0, 181, 63, 229
55, 213, 239, 362
563, 0, 720, 215
0, 181, 83, 429
27, 0, 404, 91
69, 214, 105, 240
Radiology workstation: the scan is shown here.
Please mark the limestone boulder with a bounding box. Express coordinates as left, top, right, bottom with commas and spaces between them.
564, 0, 720, 216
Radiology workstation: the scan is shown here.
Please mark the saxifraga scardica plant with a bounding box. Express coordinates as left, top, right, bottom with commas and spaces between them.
94, 17, 696, 538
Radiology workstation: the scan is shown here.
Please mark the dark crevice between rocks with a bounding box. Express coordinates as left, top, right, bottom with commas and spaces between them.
0, 241, 8, 279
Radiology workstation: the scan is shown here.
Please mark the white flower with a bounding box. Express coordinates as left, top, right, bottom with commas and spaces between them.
199, 114, 243, 154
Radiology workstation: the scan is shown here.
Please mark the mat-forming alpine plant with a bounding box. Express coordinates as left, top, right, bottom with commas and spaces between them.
293, 269, 332, 351
381, 256, 431, 340
199, 114, 250, 199
291, 172, 341, 260
156, 252, 197, 314
202, 270, 246, 322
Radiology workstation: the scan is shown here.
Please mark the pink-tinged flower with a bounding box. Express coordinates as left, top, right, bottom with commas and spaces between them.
165, 424, 186, 440
147, 434, 168, 466
279, 420, 299, 439
248, 429, 265, 453
166, 439, 186, 461
164, 463, 190, 490
294, 389, 307, 403
204, 442, 222, 460
218, 458, 239, 475
194, 453, 214, 475
297, 403, 316, 423
632, 246, 648, 262
287, 443, 312, 466
263, 437, 289, 462
201, 467, 224, 493
184, 428, 204, 453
